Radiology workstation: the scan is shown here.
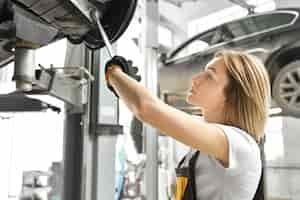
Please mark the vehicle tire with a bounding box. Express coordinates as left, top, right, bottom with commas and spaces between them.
272, 60, 300, 117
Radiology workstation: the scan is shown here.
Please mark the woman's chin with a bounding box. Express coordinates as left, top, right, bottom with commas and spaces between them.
186, 94, 202, 108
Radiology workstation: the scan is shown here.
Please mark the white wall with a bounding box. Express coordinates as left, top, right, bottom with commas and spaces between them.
265, 117, 300, 200
275, 0, 300, 8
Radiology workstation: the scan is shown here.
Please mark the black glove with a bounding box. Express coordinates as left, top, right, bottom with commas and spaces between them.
105, 55, 141, 97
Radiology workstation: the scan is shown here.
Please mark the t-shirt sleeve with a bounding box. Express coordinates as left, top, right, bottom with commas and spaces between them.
214, 124, 260, 173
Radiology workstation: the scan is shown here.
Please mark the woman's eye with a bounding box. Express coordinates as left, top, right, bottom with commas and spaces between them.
205, 72, 212, 79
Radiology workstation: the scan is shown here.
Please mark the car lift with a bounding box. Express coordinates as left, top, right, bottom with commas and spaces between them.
1, 0, 160, 199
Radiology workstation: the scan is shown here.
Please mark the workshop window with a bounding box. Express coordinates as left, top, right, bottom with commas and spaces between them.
159, 25, 173, 48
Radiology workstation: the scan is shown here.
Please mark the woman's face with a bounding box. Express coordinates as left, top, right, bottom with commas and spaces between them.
186, 57, 230, 112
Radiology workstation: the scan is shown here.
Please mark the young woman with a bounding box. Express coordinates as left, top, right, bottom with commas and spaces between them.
105, 49, 270, 200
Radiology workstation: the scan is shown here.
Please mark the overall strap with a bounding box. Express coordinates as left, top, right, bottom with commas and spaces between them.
177, 154, 187, 168
187, 151, 200, 200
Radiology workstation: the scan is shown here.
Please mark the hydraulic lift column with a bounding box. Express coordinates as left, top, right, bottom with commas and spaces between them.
92, 46, 123, 200
144, 0, 159, 199
62, 107, 84, 200
13, 40, 39, 92
66, 43, 122, 200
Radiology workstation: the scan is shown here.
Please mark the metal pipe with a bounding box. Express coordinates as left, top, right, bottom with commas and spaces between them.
13, 47, 36, 92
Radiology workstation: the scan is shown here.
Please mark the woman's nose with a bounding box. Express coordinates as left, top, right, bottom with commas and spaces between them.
192, 73, 200, 81
191, 73, 202, 84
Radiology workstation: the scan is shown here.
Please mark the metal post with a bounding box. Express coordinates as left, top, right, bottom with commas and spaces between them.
62, 43, 86, 200
81, 46, 96, 200
95, 46, 121, 200
87, 45, 121, 200
144, 0, 159, 199
62, 111, 84, 200
63, 42, 121, 200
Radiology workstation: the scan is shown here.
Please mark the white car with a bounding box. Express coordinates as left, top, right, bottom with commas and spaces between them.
159, 8, 300, 117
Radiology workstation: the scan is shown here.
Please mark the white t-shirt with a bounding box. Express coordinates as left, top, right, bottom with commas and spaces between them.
180, 124, 261, 200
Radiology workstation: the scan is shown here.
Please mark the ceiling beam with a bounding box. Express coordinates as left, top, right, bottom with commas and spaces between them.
228, 0, 256, 13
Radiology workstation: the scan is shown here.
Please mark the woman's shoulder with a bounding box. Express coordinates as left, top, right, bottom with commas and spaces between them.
212, 123, 261, 170
214, 123, 258, 148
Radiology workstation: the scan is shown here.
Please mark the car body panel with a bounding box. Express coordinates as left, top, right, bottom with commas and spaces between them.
0, 0, 14, 68
0, 0, 137, 67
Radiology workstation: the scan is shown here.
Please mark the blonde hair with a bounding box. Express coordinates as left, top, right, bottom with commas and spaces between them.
215, 50, 271, 143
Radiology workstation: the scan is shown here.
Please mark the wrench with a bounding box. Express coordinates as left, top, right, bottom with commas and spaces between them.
68, 0, 115, 57
91, 10, 115, 58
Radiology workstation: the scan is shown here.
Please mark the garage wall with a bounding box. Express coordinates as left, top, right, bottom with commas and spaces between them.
266, 117, 300, 200
275, 0, 300, 8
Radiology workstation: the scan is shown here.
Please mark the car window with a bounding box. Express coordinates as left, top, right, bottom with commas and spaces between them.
226, 12, 296, 38
172, 29, 217, 60
170, 11, 297, 61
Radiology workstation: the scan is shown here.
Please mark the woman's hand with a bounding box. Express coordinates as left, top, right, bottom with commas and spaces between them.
105, 56, 141, 97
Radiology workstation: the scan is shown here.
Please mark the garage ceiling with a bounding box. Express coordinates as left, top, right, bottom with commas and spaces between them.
159, 0, 241, 43
160, 0, 233, 26
162, 0, 233, 19
158, 0, 300, 43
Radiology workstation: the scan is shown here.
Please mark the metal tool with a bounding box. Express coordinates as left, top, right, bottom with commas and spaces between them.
67, 0, 137, 49
91, 10, 115, 58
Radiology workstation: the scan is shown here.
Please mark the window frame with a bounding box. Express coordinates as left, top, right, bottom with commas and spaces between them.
169, 27, 220, 60
225, 10, 299, 40
167, 10, 299, 62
